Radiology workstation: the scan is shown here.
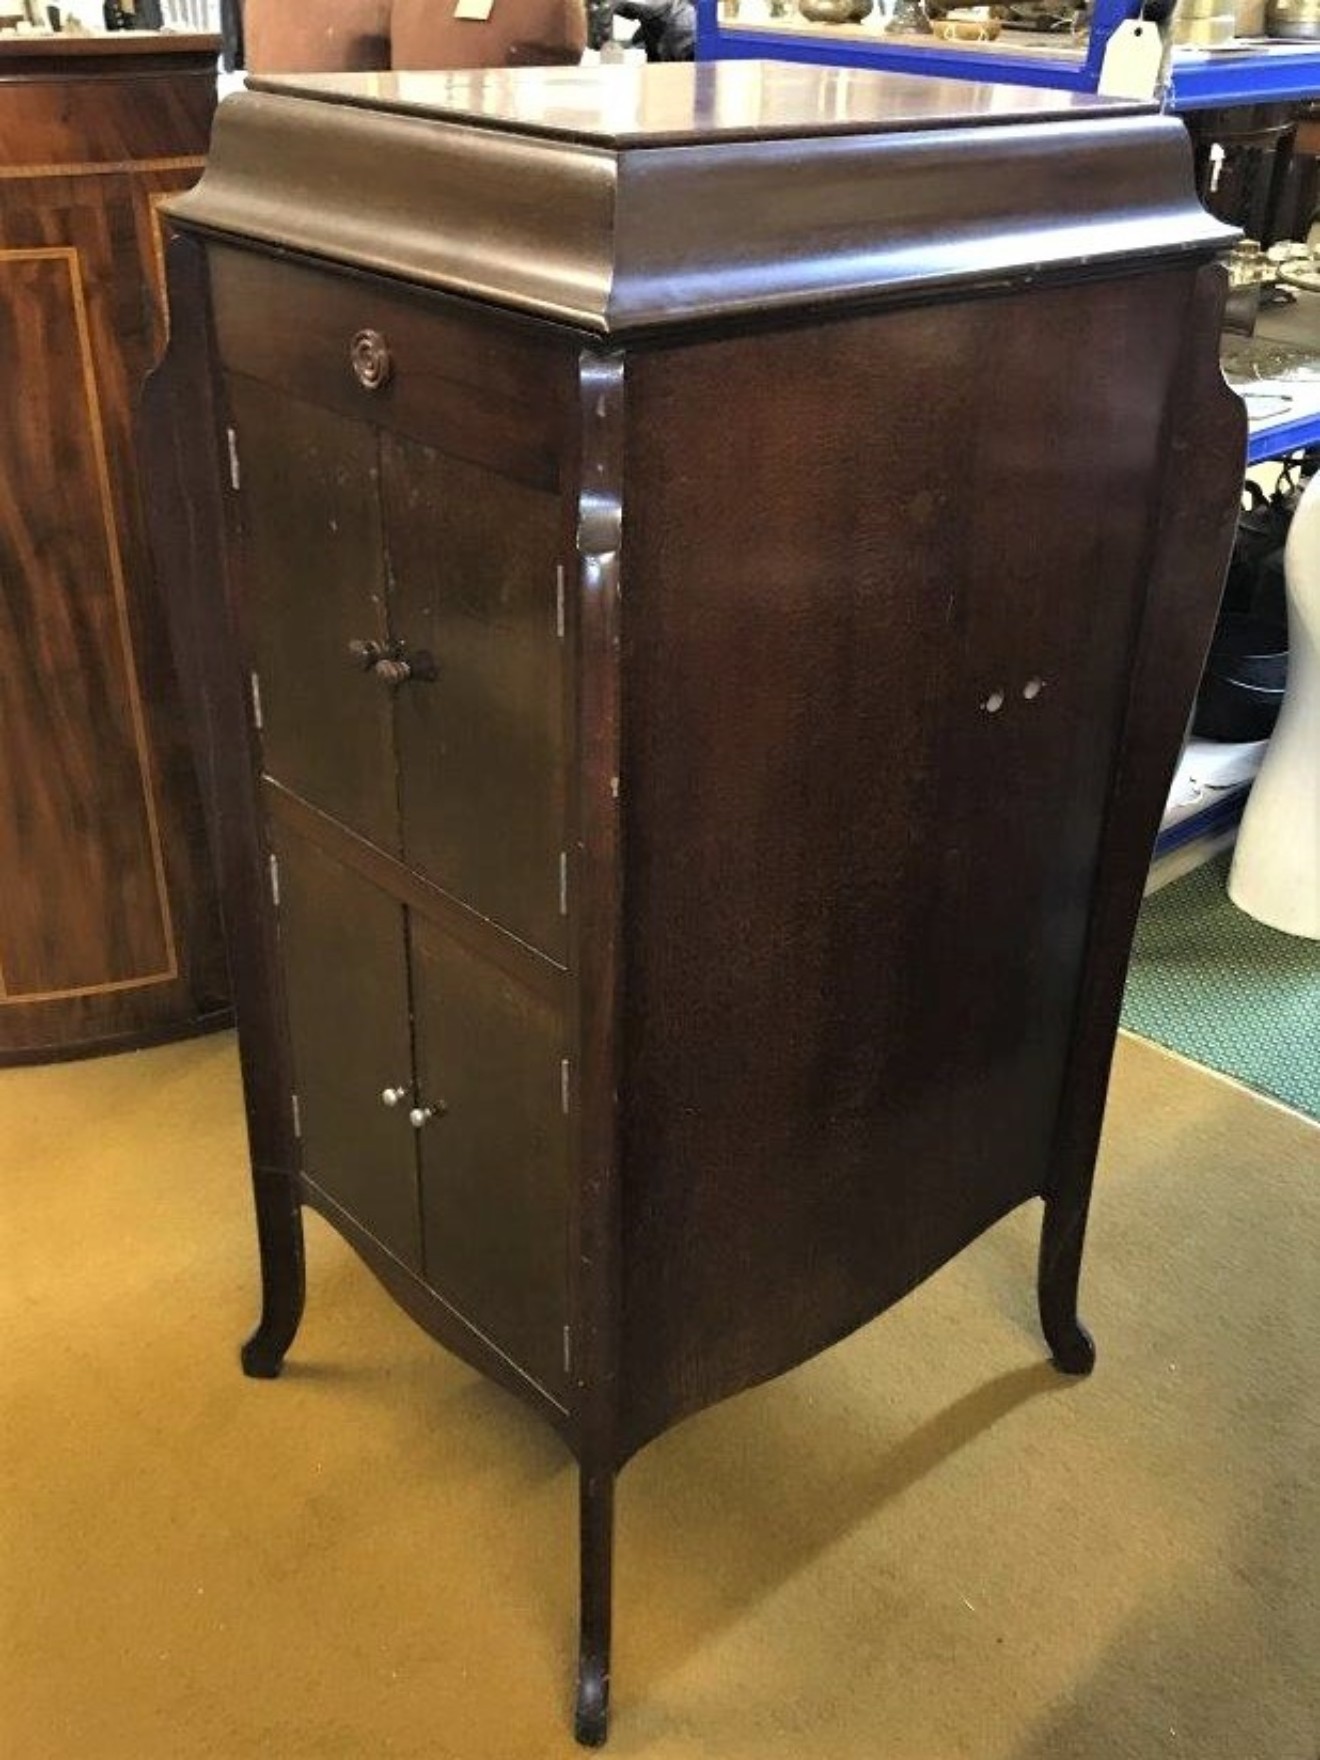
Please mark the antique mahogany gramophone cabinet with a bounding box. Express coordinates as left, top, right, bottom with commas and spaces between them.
143, 62, 1243, 1744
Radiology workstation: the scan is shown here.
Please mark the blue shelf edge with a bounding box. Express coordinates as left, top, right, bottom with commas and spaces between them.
1247, 410, 1320, 464
699, 0, 1320, 112
1153, 787, 1249, 858
701, 24, 1102, 90
1168, 47, 1320, 110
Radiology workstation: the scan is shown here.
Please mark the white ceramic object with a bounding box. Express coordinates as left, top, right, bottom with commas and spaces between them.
1229, 470, 1320, 938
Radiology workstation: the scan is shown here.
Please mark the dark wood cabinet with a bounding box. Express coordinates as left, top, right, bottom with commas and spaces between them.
0, 34, 228, 1061
144, 63, 1245, 1746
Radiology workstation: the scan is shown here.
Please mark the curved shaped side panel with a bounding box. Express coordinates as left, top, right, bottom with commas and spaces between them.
614, 263, 1244, 1463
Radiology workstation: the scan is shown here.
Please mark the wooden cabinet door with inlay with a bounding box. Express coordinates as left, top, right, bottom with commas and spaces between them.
0, 37, 227, 1061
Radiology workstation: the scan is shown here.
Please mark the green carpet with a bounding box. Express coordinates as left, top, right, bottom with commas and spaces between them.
1121, 851, 1320, 1120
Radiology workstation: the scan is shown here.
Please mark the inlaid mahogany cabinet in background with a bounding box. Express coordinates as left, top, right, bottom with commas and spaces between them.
144, 63, 1244, 1746
0, 34, 227, 1061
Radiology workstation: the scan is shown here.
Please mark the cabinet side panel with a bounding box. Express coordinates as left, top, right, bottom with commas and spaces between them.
617, 274, 1202, 1454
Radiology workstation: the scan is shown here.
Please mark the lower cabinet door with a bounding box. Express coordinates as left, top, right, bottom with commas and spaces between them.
409, 914, 569, 1401
270, 824, 422, 1270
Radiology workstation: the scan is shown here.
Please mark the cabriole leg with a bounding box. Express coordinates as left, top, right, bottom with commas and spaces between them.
1038, 1193, 1096, 1376
575, 1465, 615, 1747
240, 1168, 305, 1379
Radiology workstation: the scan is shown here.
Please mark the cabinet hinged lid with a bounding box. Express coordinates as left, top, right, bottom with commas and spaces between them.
168, 61, 1235, 336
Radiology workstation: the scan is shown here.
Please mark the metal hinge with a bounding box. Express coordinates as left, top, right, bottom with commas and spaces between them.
559, 850, 568, 917
560, 1057, 571, 1116
291, 1092, 302, 1139
563, 1325, 572, 1377
268, 852, 280, 909
226, 426, 241, 492
556, 564, 566, 641
250, 671, 264, 732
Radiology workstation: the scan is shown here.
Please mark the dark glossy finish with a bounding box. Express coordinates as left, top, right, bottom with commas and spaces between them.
385, 432, 568, 959
254, 59, 1151, 142
612, 274, 1198, 1457
575, 1466, 613, 1748
0, 37, 226, 1061
171, 72, 1234, 336
412, 915, 570, 1399
144, 65, 1245, 1747
264, 780, 567, 1010
271, 825, 421, 1269
240, 1167, 306, 1379
569, 351, 626, 1752
141, 234, 305, 1376
1037, 262, 1247, 1390
231, 376, 398, 854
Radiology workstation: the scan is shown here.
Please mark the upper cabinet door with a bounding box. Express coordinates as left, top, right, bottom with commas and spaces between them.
228, 377, 399, 856
383, 434, 567, 961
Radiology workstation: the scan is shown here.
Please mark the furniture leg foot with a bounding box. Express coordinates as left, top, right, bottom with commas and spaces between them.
575, 1649, 609, 1748
1045, 1313, 1096, 1377
241, 1172, 305, 1380
576, 1465, 614, 1747
1039, 1196, 1097, 1377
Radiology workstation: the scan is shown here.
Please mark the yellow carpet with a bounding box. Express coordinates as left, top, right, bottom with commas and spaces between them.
2, 1033, 1317, 1760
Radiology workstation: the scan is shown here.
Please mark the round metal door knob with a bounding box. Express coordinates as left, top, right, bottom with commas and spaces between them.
381, 1086, 408, 1108
409, 1105, 437, 1129
350, 329, 393, 391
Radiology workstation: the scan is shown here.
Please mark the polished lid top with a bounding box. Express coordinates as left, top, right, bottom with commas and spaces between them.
249, 59, 1152, 148
174, 62, 1229, 337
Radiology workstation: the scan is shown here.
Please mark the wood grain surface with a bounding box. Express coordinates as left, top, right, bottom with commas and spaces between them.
1, 50, 226, 1059
612, 271, 1234, 1456
0, 246, 173, 999
142, 67, 1245, 1746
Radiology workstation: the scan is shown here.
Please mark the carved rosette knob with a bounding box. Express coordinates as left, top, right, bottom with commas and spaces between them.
350, 329, 393, 391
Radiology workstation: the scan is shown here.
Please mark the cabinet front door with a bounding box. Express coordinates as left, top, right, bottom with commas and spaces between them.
410, 914, 569, 1400
229, 378, 399, 855
383, 434, 567, 960
271, 824, 421, 1270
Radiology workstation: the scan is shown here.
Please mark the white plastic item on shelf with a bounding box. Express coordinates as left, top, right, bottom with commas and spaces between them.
1145, 735, 1265, 893
1229, 470, 1320, 938
1159, 735, 1269, 836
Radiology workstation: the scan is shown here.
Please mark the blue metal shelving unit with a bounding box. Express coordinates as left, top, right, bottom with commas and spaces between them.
1168, 43, 1320, 108
696, 0, 1320, 113
698, 0, 1320, 459
1247, 402, 1320, 463
696, 0, 1123, 91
